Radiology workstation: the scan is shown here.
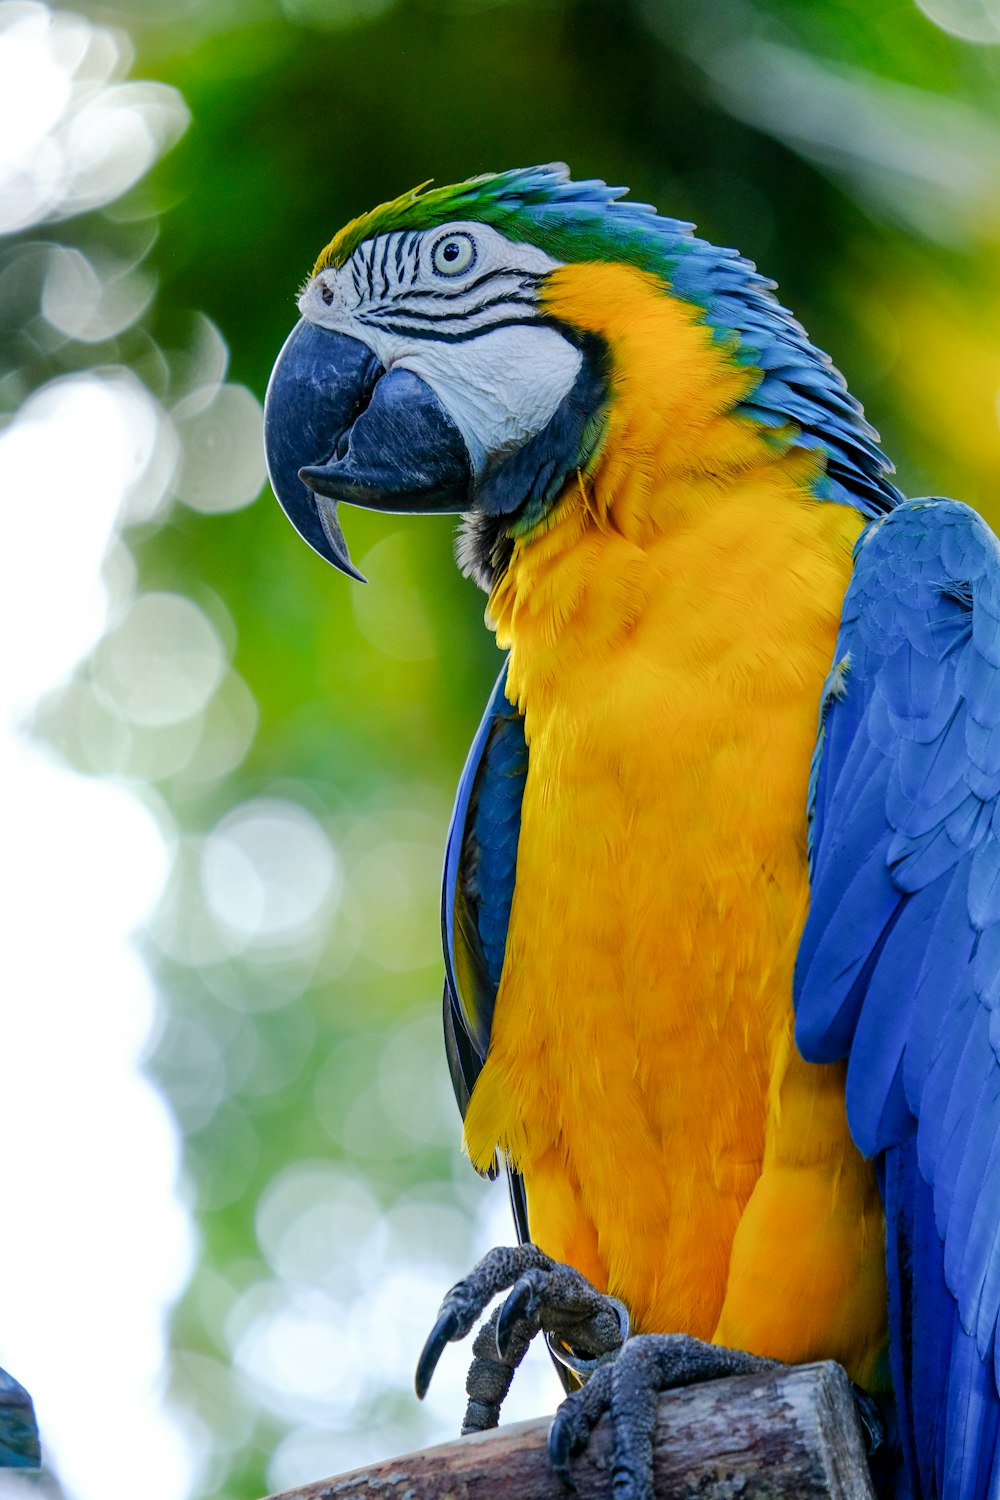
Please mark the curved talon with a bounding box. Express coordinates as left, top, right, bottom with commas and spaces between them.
496, 1275, 539, 1359
851, 1383, 885, 1457
415, 1308, 460, 1399
548, 1365, 613, 1490
548, 1406, 579, 1490
546, 1334, 613, 1379
417, 1246, 627, 1435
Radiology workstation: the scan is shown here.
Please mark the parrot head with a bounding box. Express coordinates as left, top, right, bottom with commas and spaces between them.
265, 164, 900, 585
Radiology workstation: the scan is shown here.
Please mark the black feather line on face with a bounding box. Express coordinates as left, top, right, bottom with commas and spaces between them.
397, 267, 545, 304
406, 231, 421, 284
356, 313, 545, 344
360, 293, 540, 332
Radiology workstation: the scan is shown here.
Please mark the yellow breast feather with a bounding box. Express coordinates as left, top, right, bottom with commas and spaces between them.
462, 261, 887, 1388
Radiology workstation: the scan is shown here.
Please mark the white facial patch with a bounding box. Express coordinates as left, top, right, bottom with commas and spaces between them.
298, 221, 583, 477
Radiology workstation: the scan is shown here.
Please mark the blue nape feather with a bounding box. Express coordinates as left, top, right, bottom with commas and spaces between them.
458, 164, 905, 521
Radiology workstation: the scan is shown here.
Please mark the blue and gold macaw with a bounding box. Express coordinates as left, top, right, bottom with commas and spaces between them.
265, 164, 1000, 1499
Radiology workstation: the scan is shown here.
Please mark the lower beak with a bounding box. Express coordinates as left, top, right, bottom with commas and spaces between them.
264, 319, 473, 579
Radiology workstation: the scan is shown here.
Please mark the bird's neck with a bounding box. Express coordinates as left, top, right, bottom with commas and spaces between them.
487, 262, 861, 706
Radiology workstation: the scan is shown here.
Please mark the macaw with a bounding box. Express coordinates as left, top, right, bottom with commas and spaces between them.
264, 164, 1000, 1500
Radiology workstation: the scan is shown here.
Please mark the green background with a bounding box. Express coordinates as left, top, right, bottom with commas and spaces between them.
6, 0, 1000, 1495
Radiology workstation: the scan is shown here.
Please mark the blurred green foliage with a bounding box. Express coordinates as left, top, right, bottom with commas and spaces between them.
6, 0, 1000, 1495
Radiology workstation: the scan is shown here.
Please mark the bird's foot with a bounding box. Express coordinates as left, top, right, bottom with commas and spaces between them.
415, 1244, 629, 1433
547, 1337, 887, 1497
548, 1333, 781, 1499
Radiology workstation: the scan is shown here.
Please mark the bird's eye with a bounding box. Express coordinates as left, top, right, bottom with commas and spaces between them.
431, 233, 476, 277
320, 279, 334, 306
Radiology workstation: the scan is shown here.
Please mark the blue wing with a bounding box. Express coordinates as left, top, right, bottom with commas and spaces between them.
441, 659, 526, 1179
440, 663, 576, 1385
795, 498, 1000, 1499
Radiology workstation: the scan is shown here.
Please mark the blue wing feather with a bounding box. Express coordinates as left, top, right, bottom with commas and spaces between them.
440, 663, 565, 1387
441, 659, 526, 1154
796, 498, 1000, 1498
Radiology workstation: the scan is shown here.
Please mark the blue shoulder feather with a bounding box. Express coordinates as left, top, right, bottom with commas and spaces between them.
796, 498, 1000, 1499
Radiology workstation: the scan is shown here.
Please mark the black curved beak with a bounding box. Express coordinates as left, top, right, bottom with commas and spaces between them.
264, 321, 379, 579
264, 319, 474, 580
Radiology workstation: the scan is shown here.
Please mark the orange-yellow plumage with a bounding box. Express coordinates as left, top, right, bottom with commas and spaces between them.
461, 262, 888, 1389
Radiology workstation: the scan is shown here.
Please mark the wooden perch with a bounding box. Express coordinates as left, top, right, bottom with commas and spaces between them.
264, 1360, 876, 1500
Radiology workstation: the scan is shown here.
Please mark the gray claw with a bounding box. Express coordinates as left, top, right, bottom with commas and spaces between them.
415, 1308, 459, 1399
496, 1275, 539, 1359
547, 1362, 614, 1490
851, 1383, 885, 1456
548, 1406, 578, 1490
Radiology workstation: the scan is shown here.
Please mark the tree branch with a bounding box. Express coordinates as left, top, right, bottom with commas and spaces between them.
264, 1360, 876, 1499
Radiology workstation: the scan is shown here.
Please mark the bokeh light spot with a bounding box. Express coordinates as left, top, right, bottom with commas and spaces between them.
201, 798, 342, 948
256, 1162, 387, 1292
914, 0, 1000, 41
179, 668, 259, 787
0, 3, 188, 233
0, 371, 162, 716
0, 4, 71, 169
173, 383, 266, 513
93, 591, 227, 727
42, 244, 155, 342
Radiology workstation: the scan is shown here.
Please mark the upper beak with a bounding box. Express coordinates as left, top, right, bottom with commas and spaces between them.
264, 319, 474, 579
